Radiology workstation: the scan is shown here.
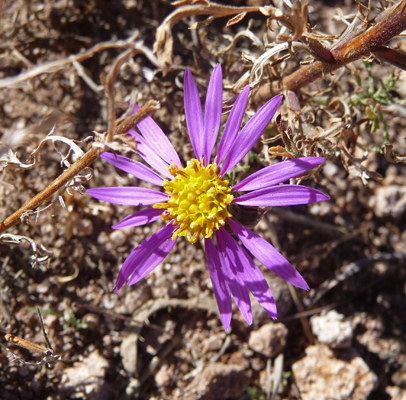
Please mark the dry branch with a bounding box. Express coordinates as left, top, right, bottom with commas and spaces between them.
154, 0, 263, 65
255, 0, 406, 100
0, 101, 160, 235
0, 308, 65, 367
0, 32, 164, 89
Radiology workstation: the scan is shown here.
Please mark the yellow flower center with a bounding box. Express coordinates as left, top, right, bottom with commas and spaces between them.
154, 159, 234, 243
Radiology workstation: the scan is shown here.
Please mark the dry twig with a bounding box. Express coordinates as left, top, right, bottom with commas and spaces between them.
256, 0, 406, 100
0, 32, 164, 89
0, 101, 160, 235
0, 308, 65, 367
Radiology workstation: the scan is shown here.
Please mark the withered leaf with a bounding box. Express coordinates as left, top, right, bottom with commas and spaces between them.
382, 143, 406, 163
172, 0, 208, 6
226, 12, 247, 27
153, 1, 261, 65
268, 145, 294, 158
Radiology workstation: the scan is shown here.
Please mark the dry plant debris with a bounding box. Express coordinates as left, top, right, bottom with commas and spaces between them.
1, 0, 406, 399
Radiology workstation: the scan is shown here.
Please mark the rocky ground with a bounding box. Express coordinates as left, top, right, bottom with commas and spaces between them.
1, 0, 406, 399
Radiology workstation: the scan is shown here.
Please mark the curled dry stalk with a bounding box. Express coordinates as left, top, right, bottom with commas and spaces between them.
153, 0, 406, 96
0, 31, 164, 89
154, 0, 265, 65
0, 234, 52, 268
105, 43, 164, 142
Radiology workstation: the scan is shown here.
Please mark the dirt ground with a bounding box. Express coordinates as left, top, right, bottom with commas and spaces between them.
1, 0, 406, 399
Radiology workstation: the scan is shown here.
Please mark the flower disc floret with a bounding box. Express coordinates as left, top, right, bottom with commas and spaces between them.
154, 159, 234, 243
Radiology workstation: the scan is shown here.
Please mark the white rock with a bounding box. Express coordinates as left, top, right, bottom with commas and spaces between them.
120, 333, 138, 375
323, 161, 339, 177
370, 185, 406, 218
248, 322, 288, 357
292, 344, 377, 400
183, 362, 248, 400
61, 350, 109, 396
155, 364, 174, 387
386, 386, 406, 400
310, 310, 353, 348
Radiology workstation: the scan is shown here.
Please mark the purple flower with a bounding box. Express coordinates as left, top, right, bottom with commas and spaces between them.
87, 65, 329, 330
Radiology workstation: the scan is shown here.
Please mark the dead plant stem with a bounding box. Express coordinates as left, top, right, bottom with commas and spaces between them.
256, 0, 406, 99
0, 147, 100, 235
0, 101, 160, 235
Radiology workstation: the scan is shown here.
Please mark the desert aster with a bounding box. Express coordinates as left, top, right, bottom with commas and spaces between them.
87, 65, 329, 330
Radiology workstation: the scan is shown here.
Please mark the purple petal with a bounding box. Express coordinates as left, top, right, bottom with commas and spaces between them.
115, 223, 176, 291
233, 157, 325, 192
101, 152, 164, 187
216, 86, 250, 163
87, 187, 168, 206
217, 226, 277, 319
112, 208, 162, 229
184, 69, 204, 160
220, 94, 283, 176
128, 234, 176, 285
232, 185, 329, 207
205, 238, 232, 330
128, 130, 172, 179
216, 228, 252, 325
132, 105, 182, 168
227, 218, 309, 290
203, 64, 222, 165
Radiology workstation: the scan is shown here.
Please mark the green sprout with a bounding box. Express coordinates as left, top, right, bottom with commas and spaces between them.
27, 306, 60, 317
63, 311, 88, 330
246, 386, 267, 400
350, 61, 400, 147
27, 307, 88, 330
